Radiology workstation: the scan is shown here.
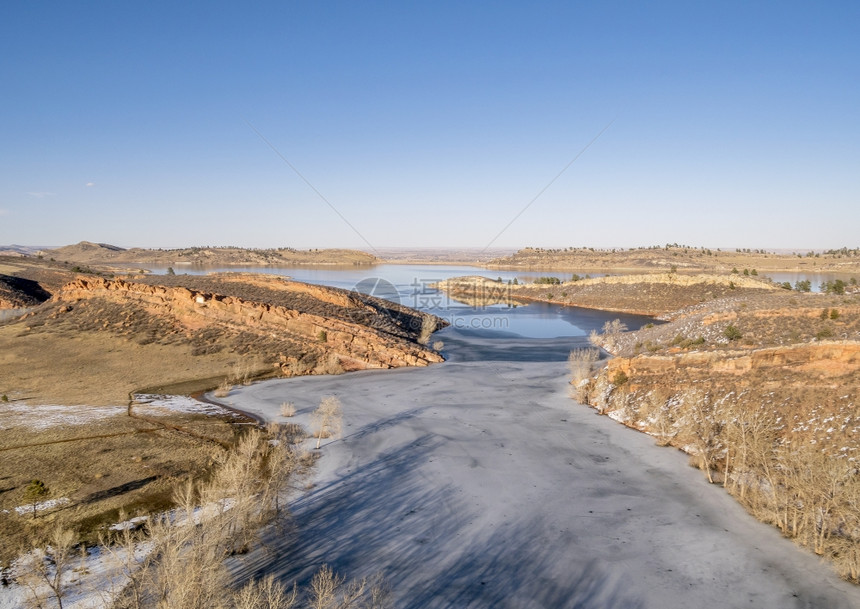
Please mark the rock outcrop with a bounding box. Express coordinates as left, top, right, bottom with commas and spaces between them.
36, 275, 445, 374
606, 341, 860, 381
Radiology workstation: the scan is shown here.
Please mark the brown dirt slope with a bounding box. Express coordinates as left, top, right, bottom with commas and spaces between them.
0, 274, 51, 309
0, 255, 98, 309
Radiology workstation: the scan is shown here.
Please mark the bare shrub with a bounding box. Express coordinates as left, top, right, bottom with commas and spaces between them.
643, 391, 677, 447
679, 390, 723, 483
722, 402, 777, 499
232, 575, 297, 609
600, 319, 628, 352
321, 355, 344, 375
306, 565, 390, 609
231, 359, 262, 386
19, 524, 77, 609
834, 539, 860, 583
283, 358, 311, 377
312, 396, 343, 449
214, 378, 232, 398
418, 316, 436, 345
99, 512, 151, 609
280, 402, 296, 418
603, 319, 628, 335
136, 428, 308, 607
568, 348, 599, 402
568, 348, 599, 384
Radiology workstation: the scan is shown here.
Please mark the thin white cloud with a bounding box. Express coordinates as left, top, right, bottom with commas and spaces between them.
86, 182, 95, 187
26, 192, 55, 198
0, 208, 7, 216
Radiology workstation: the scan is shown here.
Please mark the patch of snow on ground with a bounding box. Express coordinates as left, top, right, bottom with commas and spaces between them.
0, 543, 146, 609
607, 409, 628, 423
132, 393, 237, 417
14, 497, 70, 516
0, 404, 126, 431
0, 497, 238, 609
108, 515, 149, 531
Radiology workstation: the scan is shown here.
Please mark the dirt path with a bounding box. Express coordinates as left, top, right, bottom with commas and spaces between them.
218, 332, 860, 609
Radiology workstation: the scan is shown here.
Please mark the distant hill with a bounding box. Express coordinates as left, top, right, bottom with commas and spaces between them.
43, 241, 379, 267
489, 245, 860, 274
45, 241, 126, 258
0, 244, 54, 256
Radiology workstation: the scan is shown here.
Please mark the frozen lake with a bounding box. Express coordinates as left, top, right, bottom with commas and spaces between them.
218, 329, 860, 608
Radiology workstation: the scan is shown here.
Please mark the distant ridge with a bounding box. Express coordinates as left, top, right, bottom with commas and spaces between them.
39, 241, 379, 267
0, 244, 55, 256
488, 245, 860, 274
46, 241, 127, 257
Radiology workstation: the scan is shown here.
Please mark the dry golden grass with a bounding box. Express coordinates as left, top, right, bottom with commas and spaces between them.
0, 406, 249, 564
0, 318, 266, 406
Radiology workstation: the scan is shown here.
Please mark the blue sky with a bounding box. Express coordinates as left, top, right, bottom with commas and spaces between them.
1, 1, 858, 251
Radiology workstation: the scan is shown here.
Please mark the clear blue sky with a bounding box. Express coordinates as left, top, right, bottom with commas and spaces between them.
1, 1, 858, 251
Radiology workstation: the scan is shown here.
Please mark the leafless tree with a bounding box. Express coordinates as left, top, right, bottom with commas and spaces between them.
681, 390, 723, 483
418, 316, 436, 345
312, 397, 343, 450
99, 514, 152, 609
722, 402, 777, 498
308, 565, 344, 609
642, 390, 678, 447
232, 575, 297, 609
589, 319, 627, 352
568, 348, 599, 385
19, 524, 77, 609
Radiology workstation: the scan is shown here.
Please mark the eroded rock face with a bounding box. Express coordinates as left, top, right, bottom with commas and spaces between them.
607, 342, 860, 380
49, 276, 445, 374
584, 339, 860, 456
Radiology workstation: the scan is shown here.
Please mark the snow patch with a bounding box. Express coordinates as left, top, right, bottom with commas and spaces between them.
108, 515, 149, 531
0, 404, 126, 431
0, 542, 153, 609
132, 394, 237, 417
14, 497, 70, 515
